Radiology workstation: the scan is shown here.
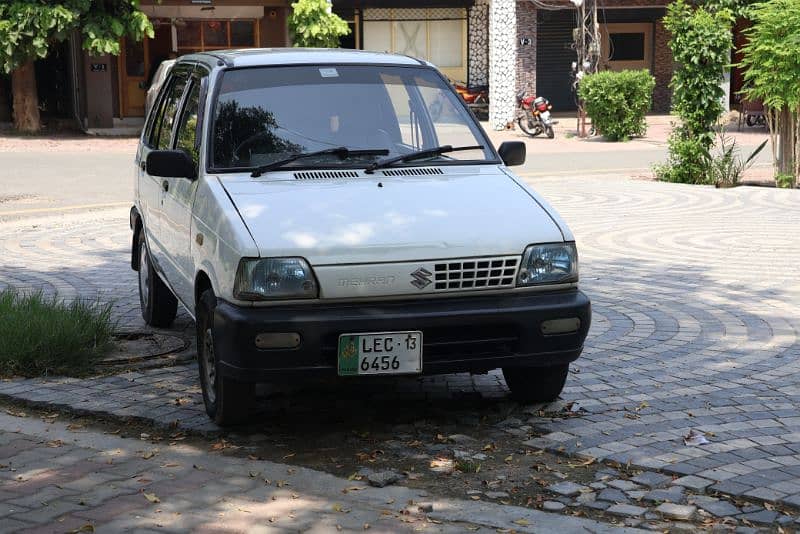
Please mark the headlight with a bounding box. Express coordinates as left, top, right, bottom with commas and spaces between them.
517, 243, 578, 286
234, 257, 318, 300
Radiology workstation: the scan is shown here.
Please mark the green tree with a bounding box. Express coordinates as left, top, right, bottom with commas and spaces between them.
0, 1, 153, 132
738, 0, 800, 186
658, 0, 733, 184
288, 0, 349, 48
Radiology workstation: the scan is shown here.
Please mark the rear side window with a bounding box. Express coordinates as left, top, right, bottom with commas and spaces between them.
150, 75, 188, 149
175, 81, 201, 169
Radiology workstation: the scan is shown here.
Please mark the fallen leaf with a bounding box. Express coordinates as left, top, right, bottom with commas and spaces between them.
332, 504, 351, 513
66, 525, 95, 533
363, 524, 370, 530
513, 518, 530, 526
504, 455, 513, 463
283, 453, 296, 460
5, 409, 27, 418
143, 492, 160, 504
683, 429, 709, 446
46, 440, 63, 448
141, 450, 157, 460
66, 423, 84, 430
276, 480, 289, 488
160, 463, 180, 468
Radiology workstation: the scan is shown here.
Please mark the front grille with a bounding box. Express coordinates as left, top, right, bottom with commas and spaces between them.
294, 170, 359, 180
433, 256, 519, 291
380, 167, 444, 177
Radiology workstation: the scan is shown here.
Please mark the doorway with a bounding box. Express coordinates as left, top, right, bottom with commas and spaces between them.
119, 23, 171, 118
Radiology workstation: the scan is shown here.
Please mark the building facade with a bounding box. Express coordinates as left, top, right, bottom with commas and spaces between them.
61, 0, 675, 131
76, 0, 290, 128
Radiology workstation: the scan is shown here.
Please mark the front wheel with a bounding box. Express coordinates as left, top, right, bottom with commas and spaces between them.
502, 364, 569, 403
197, 290, 255, 426
517, 114, 541, 137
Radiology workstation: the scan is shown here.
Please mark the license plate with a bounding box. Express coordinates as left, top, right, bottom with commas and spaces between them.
337, 331, 422, 376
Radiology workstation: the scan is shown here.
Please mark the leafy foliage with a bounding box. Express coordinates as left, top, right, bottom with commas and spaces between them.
738, 0, 800, 185
288, 0, 349, 48
708, 133, 767, 186
657, 0, 733, 184
578, 69, 655, 142
0, 0, 153, 74
0, 288, 115, 377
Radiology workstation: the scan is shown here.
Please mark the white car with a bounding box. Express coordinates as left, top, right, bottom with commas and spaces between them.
132, 49, 590, 425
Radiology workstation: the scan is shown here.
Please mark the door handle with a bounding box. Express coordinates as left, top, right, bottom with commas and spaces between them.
162, 180, 169, 192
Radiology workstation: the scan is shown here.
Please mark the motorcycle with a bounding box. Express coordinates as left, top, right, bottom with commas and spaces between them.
516, 91, 555, 138
454, 81, 489, 120
430, 80, 489, 121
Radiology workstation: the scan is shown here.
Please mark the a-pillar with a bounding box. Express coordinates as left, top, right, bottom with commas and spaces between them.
488, 0, 517, 130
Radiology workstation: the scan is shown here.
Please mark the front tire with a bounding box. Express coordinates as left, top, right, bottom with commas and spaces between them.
137, 231, 178, 327
502, 364, 569, 403
517, 114, 541, 137
196, 290, 254, 426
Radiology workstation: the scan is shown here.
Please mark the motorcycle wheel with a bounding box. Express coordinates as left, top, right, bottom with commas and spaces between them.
545, 125, 555, 139
517, 116, 541, 137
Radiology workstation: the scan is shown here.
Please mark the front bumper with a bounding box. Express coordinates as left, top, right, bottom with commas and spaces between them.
213, 289, 591, 382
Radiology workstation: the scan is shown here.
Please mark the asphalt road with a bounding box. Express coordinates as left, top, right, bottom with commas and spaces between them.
0, 137, 773, 216
0, 152, 135, 216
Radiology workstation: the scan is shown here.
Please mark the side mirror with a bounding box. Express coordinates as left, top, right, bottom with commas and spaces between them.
498, 141, 526, 167
146, 150, 197, 179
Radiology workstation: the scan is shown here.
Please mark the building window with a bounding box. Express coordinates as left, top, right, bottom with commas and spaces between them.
608, 32, 645, 62
363, 8, 466, 76
176, 19, 257, 53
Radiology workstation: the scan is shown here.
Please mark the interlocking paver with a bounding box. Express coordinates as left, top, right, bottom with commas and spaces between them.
1, 175, 800, 514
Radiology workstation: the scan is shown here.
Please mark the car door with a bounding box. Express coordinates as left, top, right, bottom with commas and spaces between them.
140, 68, 190, 278
158, 69, 206, 309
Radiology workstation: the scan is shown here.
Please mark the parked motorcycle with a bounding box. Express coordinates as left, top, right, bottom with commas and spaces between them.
454, 81, 489, 120
516, 91, 555, 138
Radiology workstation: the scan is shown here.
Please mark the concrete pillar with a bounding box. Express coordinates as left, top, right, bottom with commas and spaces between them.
488, 0, 517, 130
82, 52, 114, 129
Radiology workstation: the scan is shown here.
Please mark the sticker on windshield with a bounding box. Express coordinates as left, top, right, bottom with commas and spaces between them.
319, 68, 339, 78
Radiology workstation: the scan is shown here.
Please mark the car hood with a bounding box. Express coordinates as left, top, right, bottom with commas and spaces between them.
218, 166, 565, 266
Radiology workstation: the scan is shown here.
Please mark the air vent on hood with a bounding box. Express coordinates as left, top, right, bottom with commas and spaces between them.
380, 167, 444, 177
294, 170, 360, 180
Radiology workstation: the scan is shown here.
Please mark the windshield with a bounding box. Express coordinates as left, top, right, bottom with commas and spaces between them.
210, 65, 494, 171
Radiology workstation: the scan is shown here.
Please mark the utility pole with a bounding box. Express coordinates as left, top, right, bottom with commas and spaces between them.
570, 0, 600, 137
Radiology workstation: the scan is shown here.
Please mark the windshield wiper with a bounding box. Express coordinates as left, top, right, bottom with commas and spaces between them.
250, 147, 389, 177
364, 145, 484, 173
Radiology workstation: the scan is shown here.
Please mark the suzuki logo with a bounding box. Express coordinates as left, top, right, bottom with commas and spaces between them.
410, 267, 433, 289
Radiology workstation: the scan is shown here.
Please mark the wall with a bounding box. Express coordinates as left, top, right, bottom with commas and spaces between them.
652, 19, 672, 113
468, 0, 489, 86
515, 0, 536, 95
260, 7, 289, 47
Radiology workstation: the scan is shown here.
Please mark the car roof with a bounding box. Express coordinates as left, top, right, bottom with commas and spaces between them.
177, 48, 429, 69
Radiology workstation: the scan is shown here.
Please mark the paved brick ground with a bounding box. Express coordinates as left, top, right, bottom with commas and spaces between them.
1, 413, 644, 533
1, 174, 800, 515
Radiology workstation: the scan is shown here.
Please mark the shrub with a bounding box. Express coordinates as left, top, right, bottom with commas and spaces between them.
0, 289, 115, 377
658, 0, 733, 184
288, 0, 350, 48
776, 173, 795, 189
578, 69, 655, 141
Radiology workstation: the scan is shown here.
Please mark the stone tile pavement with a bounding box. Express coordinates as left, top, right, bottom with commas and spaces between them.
1, 175, 800, 518
0, 412, 645, 533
